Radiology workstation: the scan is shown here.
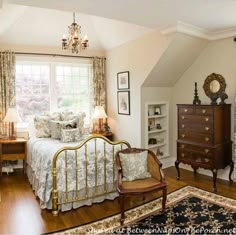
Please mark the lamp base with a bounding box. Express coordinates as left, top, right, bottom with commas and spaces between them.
8, 136, 16, 140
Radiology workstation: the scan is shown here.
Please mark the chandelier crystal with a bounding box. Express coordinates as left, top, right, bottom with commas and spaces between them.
62, 12, 89, 54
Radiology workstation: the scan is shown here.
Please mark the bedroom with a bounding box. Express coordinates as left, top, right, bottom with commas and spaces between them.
0, 0, 236, 234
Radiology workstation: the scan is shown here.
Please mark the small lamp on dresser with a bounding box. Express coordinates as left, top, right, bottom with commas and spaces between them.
92, 106, 107, 133
3, 107, 18, 139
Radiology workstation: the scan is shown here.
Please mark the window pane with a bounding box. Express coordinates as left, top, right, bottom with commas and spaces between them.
56, 64, 91, 122
16, 64, 50, 122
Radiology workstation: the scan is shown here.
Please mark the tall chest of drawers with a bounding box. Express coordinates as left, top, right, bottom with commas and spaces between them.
175, 104, 233, 192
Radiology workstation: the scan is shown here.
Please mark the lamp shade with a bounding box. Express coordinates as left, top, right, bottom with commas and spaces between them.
3, 108, 18, 122
93, 106, 107, 119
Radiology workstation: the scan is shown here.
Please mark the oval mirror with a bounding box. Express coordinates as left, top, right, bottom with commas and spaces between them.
203, 73, 226, 105
209, 80, 220, 93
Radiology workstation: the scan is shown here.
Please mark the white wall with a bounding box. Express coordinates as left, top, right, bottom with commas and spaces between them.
106, 30, 173, 146
170, 37, 236, 180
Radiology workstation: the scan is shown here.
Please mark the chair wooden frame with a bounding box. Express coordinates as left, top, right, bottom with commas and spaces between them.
115, 148, 167, 225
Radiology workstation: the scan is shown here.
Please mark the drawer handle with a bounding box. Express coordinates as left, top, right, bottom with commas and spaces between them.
204, 158, 210, 163
182, 134, 185, 138
205, 117, 209, 122
181, 144, 185, 148
205, 127, 210, 131
181, 153, 185, 157
204, 149, 209, 153
184, 109, 188, 113
205, 137, 209, 142
182, 116, 185, 120
202, 109, 206, 114
182, 124, 185, 128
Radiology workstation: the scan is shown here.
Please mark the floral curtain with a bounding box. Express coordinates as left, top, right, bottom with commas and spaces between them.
0, 51, 16, 136
91, 57, 106, 108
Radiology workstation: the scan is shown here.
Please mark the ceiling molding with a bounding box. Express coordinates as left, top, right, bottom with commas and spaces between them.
161, 21, 236, 41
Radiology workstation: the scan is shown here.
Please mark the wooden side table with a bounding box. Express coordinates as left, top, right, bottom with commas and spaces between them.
0, 137, 27, 175
90, 132, 113, 141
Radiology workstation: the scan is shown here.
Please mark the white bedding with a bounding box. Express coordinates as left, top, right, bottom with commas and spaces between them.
27, 137, 121, 211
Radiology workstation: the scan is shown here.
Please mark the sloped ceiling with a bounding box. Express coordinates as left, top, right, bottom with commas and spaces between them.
8, 0, 236, 32
0, 4, 153, 50
142, 33, 208, 87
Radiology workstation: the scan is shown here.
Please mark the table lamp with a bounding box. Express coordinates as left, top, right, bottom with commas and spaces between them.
3, 107, 18, 139
93, 106, 107, 133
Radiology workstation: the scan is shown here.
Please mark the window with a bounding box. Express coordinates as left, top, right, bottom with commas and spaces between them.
55, 64, 91, 116
15, 59, 92, 124
16, 64, 50, 122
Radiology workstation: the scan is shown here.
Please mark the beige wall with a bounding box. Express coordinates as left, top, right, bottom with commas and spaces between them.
0, 43, 106, 57
106, 30, 173, 146
170, 37, 236, 180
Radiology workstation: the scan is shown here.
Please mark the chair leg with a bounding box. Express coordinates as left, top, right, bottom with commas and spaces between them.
161, 187, 167, 213
120, 194, 125, 225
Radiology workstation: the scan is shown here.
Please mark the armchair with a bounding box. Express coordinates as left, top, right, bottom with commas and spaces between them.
115, 148, 167, 225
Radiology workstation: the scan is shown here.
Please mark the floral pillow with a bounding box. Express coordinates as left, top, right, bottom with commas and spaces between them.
60, 111, 86, 134
34, 115, 51, 138
119, 151, 151, 181
50, 119, 77, 139
60, 128, 82, 143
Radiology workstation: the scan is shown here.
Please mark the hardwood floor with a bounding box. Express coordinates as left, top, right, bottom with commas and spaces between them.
0, 167, 235, 234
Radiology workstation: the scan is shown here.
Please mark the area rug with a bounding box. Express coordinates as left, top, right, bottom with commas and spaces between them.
52, 186, 236, 235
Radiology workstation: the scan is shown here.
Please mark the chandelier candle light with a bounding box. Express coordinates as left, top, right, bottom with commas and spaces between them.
62, 12, 89, 53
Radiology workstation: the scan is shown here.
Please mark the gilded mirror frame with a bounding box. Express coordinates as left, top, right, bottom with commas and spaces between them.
203, 73, 226, 104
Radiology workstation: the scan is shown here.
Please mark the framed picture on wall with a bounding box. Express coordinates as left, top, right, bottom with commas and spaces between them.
117, 71, 130, 90
117, 91, 130, 115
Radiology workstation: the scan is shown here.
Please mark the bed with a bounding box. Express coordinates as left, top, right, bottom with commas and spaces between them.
27, 135, 131, 215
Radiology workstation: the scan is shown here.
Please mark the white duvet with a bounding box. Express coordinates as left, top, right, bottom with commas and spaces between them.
27, 137, 123, 211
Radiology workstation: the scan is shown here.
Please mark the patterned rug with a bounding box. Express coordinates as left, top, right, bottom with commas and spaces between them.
52, 186, 236, 235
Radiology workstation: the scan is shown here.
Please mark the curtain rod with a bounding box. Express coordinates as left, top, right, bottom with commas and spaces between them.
15, 52, 105, 59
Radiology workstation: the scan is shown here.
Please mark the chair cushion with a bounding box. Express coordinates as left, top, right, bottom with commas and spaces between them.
120, 177, 166, 193
119, 151, 151, 181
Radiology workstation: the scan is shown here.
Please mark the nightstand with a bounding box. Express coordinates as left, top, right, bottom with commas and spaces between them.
91, 132, 113, 141
0, 137, 27, 175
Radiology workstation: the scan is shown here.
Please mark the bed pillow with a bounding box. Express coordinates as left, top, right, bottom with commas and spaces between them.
50, 119, 77, 139
60, 111, 86, 134
119, 151, 151, 181
34, 115, 51, 138
76, 112, 86, 134
60, 128, 82, 143
50, 112, 62, 121
60, 111, 77, 121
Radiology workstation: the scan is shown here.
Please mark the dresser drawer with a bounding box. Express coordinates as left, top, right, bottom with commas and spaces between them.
177, 142, 213, 155
195, 108, 213, 116
177, 146, 214, 168
178, 131, 213, 144
179, 123, 212, 134
178, 114, 213, 125
178, 107, 194, 114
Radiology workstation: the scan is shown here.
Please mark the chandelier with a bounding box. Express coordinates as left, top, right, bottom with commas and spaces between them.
62, 12, 89, 54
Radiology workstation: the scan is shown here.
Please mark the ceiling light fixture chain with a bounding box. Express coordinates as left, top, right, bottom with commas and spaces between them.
62, 12, 89, 54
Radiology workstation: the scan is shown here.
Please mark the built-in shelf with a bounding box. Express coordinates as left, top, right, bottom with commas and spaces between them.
148, 128, 166, 134
145, 102, 169, 158
148, 115, 166, 119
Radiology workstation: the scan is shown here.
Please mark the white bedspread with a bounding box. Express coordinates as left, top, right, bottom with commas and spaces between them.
27, 137, 122, 211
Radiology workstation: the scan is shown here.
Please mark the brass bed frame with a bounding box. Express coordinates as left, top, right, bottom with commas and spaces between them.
51, 135, 131, 216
